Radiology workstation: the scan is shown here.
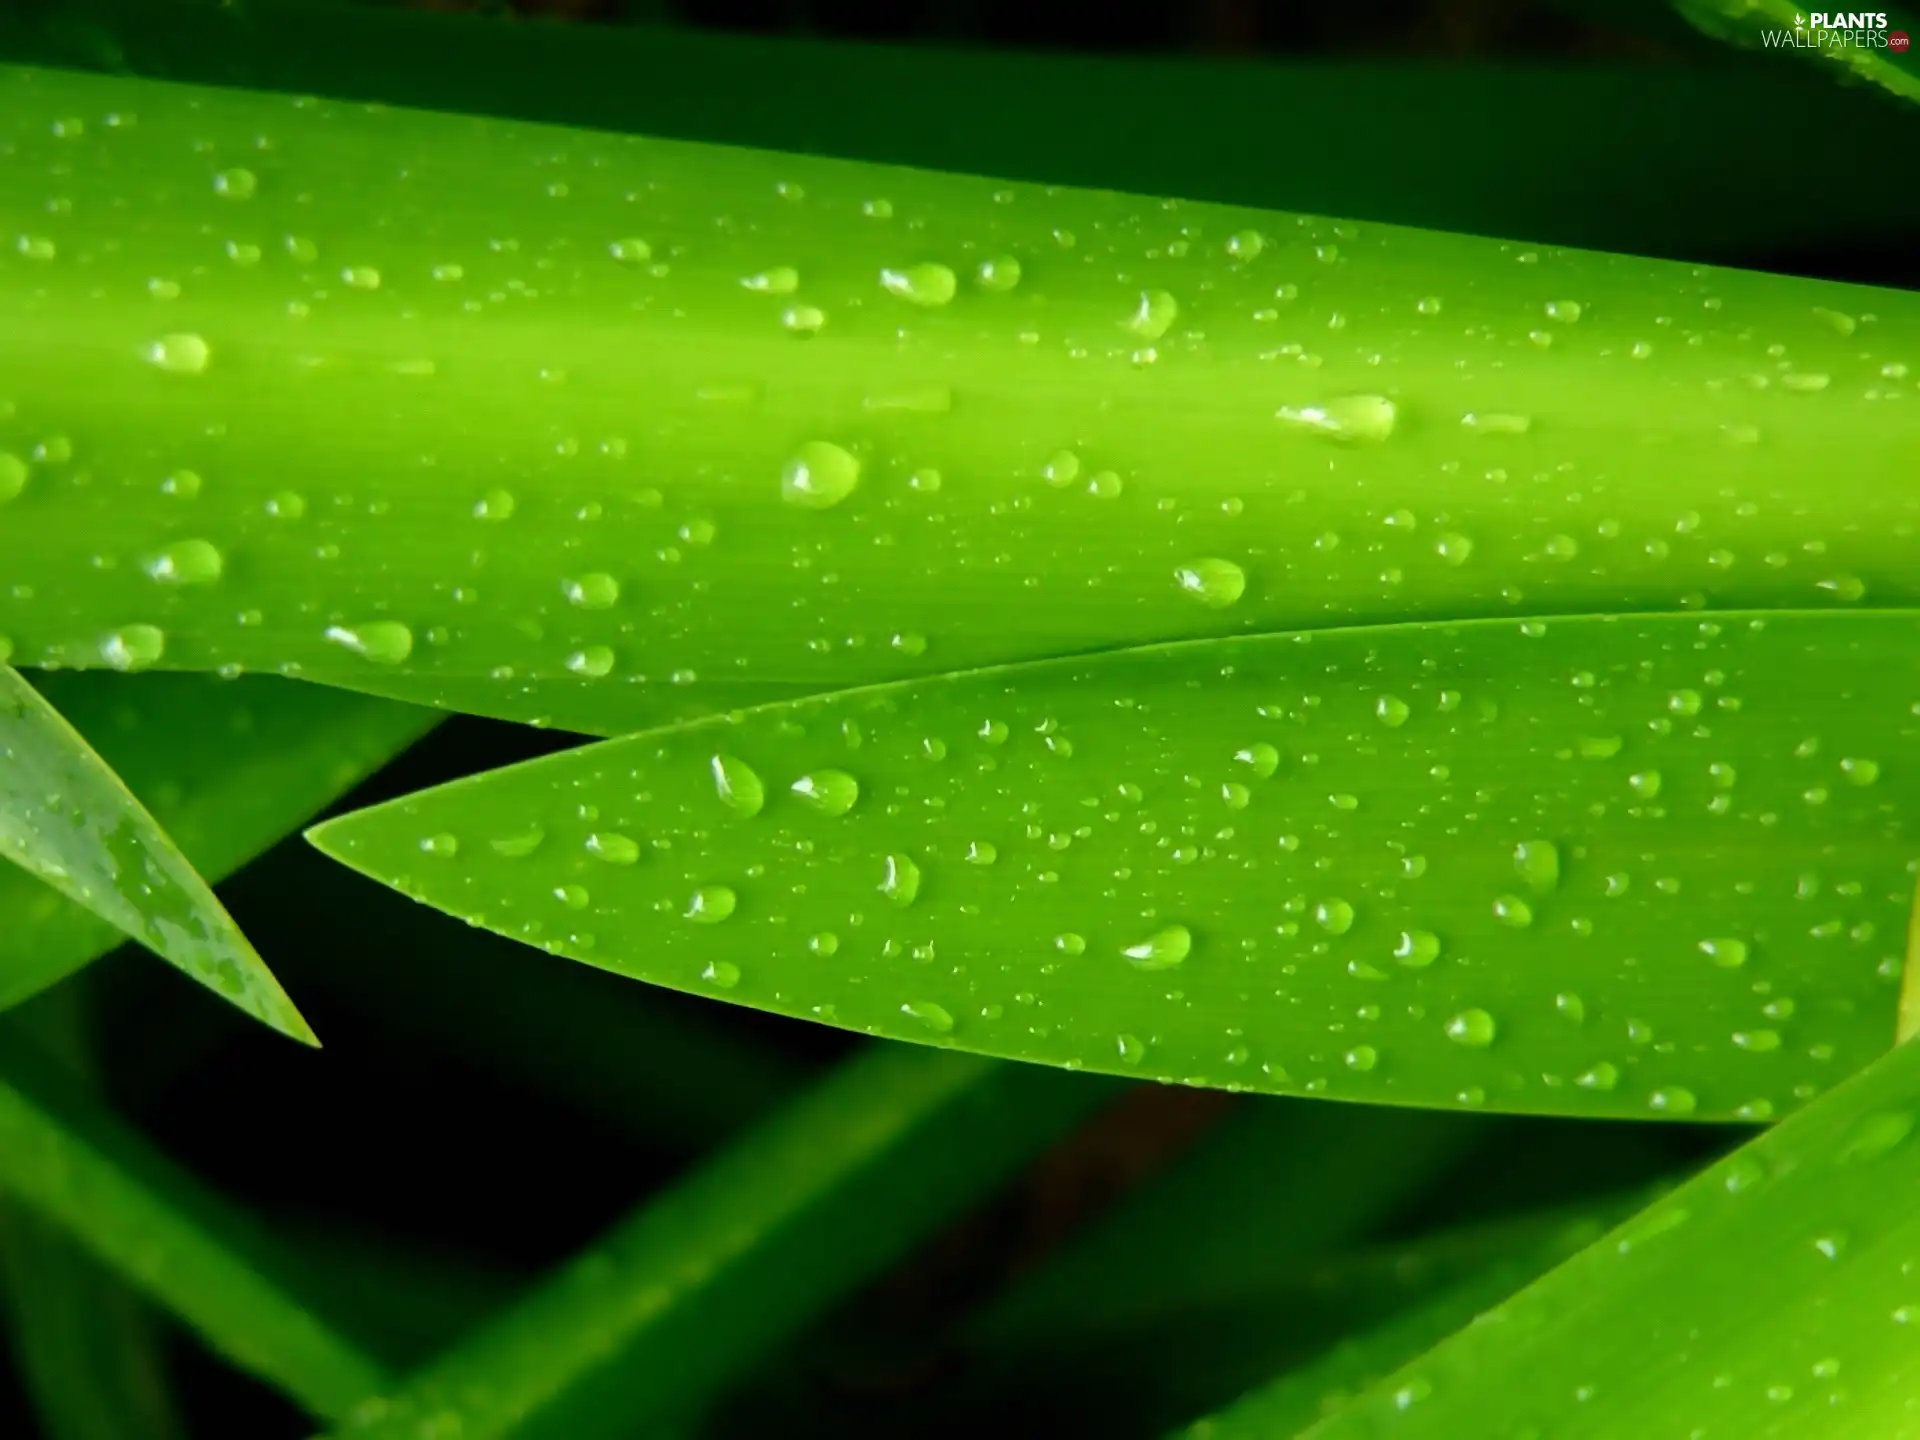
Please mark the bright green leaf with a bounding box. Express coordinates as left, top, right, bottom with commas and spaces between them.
313, 611, 1920, 1122
1675, 1, 1920, 107
2, 66, 1917, 734
331, 1044, 1117, 1439
0, 665, 313, 1042
0, 1019, 392, 1419
1302, 1030, 1920, 1437
0, 671, 438, 1013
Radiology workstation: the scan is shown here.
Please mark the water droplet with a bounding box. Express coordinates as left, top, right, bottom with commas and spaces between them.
1492, 894, 1534, 928
1699, 937, 1749, 968
1782, 372, 1830, 393
212, 167, 257, 200
1235, 742, 1280, 778
975, 255, 1021, 292
1460, 411, 1532, 436
1124, 924, 1192, 971
490, 827, 545, 857
1375, 694, 1410, 728
474, 489, 516, 521
1275, 394, 1398, 443
1087, 470, 1123, 499
879, 263, 957, 307
266, 490, 306, 519
1818, 573, 1867, 602
1514, 839, 1560, 894
1576, 1062, 1619, 1091
702, 961, 741, 989
1314, 898, 1356, 935
1648, 1087, 1698, 1116
1545, 299, 1582, 323
1732, 1029, 1781, 1052
1579, 735, 1623, 759
781, 441, 860, 510
902, 1000, 955, 1033
585, 832, 640, 865
1556, 992, 1586, 1022
16, 235, 56, 261
1225, 230, 1265, 261
563, 572, 620, 609
741, 266, 799, 295
809, 932, 839, 955
146, 333, 211, 375
1435, 532, 1474, 566
1394, 930, 1441, 968
1841, 757, 1881, 786
880, 853, 922, 906
341, 265, 381, 290
1345, 1045, 1379, 1072
1125, 289, 1179, 340
710, 754, 766, 817
1445, 1009, 1497, 1047
1116, 1033, 1147, 1065
791, 770, 859, 817
965, 840, 998, 865
419, 833, 459, 858
143, 538, 223, 585
686, 885, 737, 923
1174, 558, 1246, 609
609, 237, 652, 264
1055, 932, 1087, 955
0, 453, 27, 504
324, 621, 414, 665
1629, 770, 1664, 799
554, 884, 591, 910
566, 646, 615, 678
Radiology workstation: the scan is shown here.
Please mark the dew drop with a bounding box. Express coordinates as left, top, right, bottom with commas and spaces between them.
473, 489, 516, 521
1174, 558, 1246, 609
1699, 937, 1750, 968
791, 770, 860, 817
1124, 924, 1192, 971
419, 833, 459, 859
1314, 898, 1356, 935
686, 885, 737, 923
1345, 1045, 1378, 1072
1275, 394, 1398, 443
741, 266, 799, 295
563, 572, 620, 609
0, 453, 27, 504
880, 853, 922, 906
554, 884, 591, 910
1042, 451, 1081, 488
490, 827, 546, 858
903, 1000, 955, 1034
609, 237, 652, 264
1628, 770, 1664, 799
212, 167, 257, 200
1460, 411, 1532, 436
266, 490, 307, 519
1445, 1009, 1497, 1047
1435, 532, 1474, 566
1376, 694, 1410, 728
1125, 289, 1179, 340
702, 961, 742, 989
1576, 1062, 1620, 1091
1649, 1088, 1698, 1116
1545, 299, 1582, 323
585, 832, 640, 865
1514, 839, 1561, 894
146, 333, 211, 375
566, 646, 615, 678
341, 266, 381, 290
1842, 1110, 1914, 1162
879, 263, 957, 307
1225, 230, 1265, 261
781, 441, 861, 510
710, 754, 766, 817
1841, 757, 1881, 787
144, 538, 223, 585
1116, 1033, 1147, 1065
1055, 932, 1087, 955
1235, 742, 1280, 778
324, 621, 414, 665
975, 255, 1022, 292
1394, 930, 1441, 968
1492, 894, 1535, 928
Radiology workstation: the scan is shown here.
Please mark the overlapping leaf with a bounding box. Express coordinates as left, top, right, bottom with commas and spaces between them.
314, 610, 1920, 1121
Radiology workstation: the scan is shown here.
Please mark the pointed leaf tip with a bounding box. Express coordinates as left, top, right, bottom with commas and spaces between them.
0, 667, 315, 1044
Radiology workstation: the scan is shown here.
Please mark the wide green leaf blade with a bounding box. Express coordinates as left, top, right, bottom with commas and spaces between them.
312, 610, 1920, 1121
3, 65, 1916, 734
331, 1044, 1117, 1439
1301, 1029, 1920, 1438
0, 665, 312, 1041
0, 1019, 392, 1420
0, 671, 439, 1012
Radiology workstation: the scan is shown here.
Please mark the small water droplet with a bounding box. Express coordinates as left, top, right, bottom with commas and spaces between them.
585, 832, 640, 865
146, 333, 211, 375
879, 263, 957, 307
1514, 839, 1561, 894
609, 237, 652, 264
1648, 1087, 1698, 1116
1782, 372, 1830, 393
1345, 1044, 1378, 1072
1275, 394, 1397, 443
554, 884, 591, 910
566, 646, 615, 678
710, 754, 766, 817
1699, 937, 1749, 968
1314, 898, 1356, 935
902, 1000, 955, 1033
324, 621, 414, 665
791, 770, 860, 817
741, 266, 799, 295
341, 265, 381, 290
212, 167, 257, 200
266, 490, 306, 519
1840, 757, 1881, 787
702, 960, 741, 989
1842, 1110, 1914, 1162
1375, 694, 1410, 729
490, 827, 546, 858
1445, 1009, 1497, 1047
144, 538, 223, 585
419, 833, 459, 859
1125, 289, 1179, 340
686, 885, 737, 923
1492, 894, 1535, 928
1235, 742, 1280, 778
563, 572, 620, 609
1124, 924, 1192, 971
880, 853, 922, 906
781, 441, 860, 510
975, 255, 1022, 292
1545, 299, 1582, 323
1435, 532, 1474, 566
1460, 411, 1532, 436
1576, 1062, 1619, 1091
0, 453, 26, 504
1225, 230, 1265, 261
965, 840, 998, 865
1174, 558, 1246, 608
474, 489, 516, 521
1055, 932, 1087, 955
1629, 770, 1664, 799
1394, 930, 1441, 968
1116, 1033, 1147, 1065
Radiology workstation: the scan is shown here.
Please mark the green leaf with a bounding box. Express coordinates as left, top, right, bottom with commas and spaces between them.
1174, 1195, 1646, 1439
0, 671, 439, 1013
1674, 1, 1920, 107
0, 665, 313, 1042
2, 65, 1916, 735
331, 1044, 1117, 1439
0, 1019, 392, 1419
1300, 1031, 1920, 1437
313, 611, 1920, 1122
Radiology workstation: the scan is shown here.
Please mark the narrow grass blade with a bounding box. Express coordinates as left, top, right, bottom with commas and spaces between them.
1174, 1197, 1645, 1439
313, 611, 1920, 1122
2, 66, 1916, 735
1300, 1031, 1920, 1439
0, 672, 438, 1012
331, 1044, 1117, 1439
8, 2, 1919, 259
0, 665, 312, 1042
0, 985, 183, 1440
0, 1021, 392, 1420
973, 1100, 1494, 1350
1675, 1, 1920, 106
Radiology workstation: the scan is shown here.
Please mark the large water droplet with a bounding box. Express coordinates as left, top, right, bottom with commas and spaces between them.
880, 853, 922, 906
1514, 839, 1561, 894
1235, 742, 1280, 778
1699, 937, 1749, 968
975, 255, 1022, 292
1174, 558, 1246, 609
791, 770, 859, 817
585, 832, 640, 865
902, 1000, 955, 1033
609, 237, 652, 264
686, 885, 737, 923
474, 489, 516, 521
781, 441, 860, 510
1394, 930, 1441, 968
1124, 924, 1191, 971
1275, 394, 1397, 443
146, 333, 211, 375
1125, 289, 1179, 340
0, 453, 26, 504
710, 754, 766, 817
324, 621, 414, 665
563, 572, 620, 609
879, 263, 957, 307
1842, 1110, 1914, 1163
702, 960, 742, 989
1492, 894, 1534, 928
144, 539, 224, 585
1314, 898, 1356, 934
1445, 1009, 1497, 1047
212, 167, 257, 200
100, 625, 166, 672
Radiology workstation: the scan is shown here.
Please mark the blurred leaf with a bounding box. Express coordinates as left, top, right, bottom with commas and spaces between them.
332, 1045, 1118, 1439
0, 1020, 391, 1420
0, 672, 438, 1013
314, 611, 1919, 1121
1674, 1, 1920, 106
0, 666, 312, 1042
1303, 1026, 1920, 1437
